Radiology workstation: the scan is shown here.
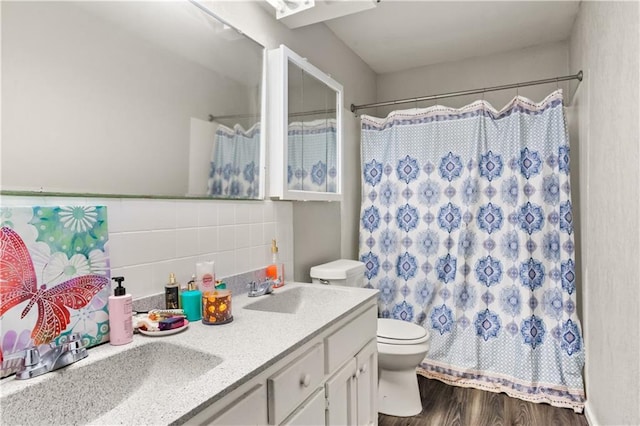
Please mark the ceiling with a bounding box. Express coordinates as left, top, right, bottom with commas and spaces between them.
321, 0, 581, 74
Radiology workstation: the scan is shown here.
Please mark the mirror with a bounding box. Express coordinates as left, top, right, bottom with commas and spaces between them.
1, 1, 264, 199
267, 45, 343, 201
287, 61, 338, 193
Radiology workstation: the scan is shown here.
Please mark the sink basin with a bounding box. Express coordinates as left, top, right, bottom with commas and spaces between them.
0, 342, 221, 425
243, 285, 341, 314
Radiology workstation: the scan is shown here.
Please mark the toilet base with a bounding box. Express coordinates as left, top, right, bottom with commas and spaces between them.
378, 368, 422, 417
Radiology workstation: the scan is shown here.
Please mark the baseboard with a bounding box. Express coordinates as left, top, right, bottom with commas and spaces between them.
584, 401, 598, 426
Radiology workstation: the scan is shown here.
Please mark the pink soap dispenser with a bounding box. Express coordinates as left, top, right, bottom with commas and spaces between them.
108, 276, 133, 346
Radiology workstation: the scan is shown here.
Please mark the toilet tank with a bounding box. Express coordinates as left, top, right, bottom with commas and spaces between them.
310, 259, 365, 287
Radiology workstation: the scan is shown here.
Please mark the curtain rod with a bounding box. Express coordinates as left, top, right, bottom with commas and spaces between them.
350, 70, 583, 113
209, 108, 336, 121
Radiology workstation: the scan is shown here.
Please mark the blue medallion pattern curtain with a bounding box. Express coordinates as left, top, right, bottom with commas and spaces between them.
208, 123, 260, 198
288, 118, 338, 192
359, 90, 585, 411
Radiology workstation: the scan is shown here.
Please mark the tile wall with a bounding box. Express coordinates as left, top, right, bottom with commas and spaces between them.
0, 196, 294, 299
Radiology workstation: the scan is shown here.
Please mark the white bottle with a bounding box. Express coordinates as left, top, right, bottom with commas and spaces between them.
108, 276, 133, 346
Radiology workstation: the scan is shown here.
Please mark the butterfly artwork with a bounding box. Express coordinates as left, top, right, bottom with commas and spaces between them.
0, 205, 111, 377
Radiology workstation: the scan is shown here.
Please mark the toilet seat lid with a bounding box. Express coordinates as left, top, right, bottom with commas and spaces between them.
377, 318, 427, 341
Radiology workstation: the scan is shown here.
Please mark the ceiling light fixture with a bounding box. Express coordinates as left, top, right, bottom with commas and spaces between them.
264, 0, 315, 20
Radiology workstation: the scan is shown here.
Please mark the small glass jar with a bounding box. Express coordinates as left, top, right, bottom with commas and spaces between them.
202, 290, 233, 325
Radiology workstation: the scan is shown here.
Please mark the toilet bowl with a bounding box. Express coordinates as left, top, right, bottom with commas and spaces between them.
309, 259, 430, 418
377, 318, 429, 417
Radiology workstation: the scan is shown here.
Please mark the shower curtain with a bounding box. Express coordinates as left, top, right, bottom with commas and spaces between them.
359, 90, 584, 411
208, 123, 260, 198
288, 118, 338, 192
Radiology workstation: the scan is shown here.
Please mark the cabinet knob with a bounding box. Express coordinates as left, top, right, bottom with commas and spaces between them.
353, 369, 360, 379
360, 364, 367, 374
301, 373, 311, 387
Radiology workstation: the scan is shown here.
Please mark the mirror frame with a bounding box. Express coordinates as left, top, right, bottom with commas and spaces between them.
267, 45, 343, 201
0, 0, 267, 201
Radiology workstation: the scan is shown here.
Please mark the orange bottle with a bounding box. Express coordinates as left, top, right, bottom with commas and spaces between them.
267, 239, 284, 288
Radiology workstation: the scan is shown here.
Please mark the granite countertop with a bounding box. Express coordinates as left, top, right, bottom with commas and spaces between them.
0, 282, 378, 425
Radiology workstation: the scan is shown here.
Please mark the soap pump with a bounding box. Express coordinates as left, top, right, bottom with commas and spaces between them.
180, 274, 202, 321
267, 239, 284, 288
108, 276, 133, 346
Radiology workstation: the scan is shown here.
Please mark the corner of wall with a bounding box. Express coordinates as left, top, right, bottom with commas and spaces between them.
584, 401, 599, 426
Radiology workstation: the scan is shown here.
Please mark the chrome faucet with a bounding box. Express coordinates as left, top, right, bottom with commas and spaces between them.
47, 333, 88, 372
12, 333, 87, 380
247, 279, 274, 297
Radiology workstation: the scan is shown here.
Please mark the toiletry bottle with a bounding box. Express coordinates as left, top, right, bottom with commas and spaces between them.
109, 276, 133, 346
165, 272, 181, 309
197, 260, 216, 294
181, 274, 202, 321
267, 239, 284, 288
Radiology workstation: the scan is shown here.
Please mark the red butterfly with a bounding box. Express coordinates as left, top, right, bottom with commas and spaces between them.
0, 226, 109, 345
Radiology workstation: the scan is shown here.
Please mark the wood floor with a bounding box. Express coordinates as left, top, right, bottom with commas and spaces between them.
378, 376, 589, 426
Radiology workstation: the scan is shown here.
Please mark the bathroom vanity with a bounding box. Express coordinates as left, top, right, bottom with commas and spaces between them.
0, 283, 378, 425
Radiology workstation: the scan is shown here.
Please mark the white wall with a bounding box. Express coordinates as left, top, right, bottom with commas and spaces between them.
341, 107, 362, 261
569, 2, 640, 424
375, 41, 571, 117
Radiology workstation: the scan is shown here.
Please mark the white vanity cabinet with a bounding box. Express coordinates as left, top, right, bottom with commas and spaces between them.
186, 302, 377, 426
277, 304, 378, 426
324, 304, 378, 426
267, 44, 343, 201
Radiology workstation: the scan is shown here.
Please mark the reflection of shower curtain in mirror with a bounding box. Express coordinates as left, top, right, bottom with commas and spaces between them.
208, 123, 260, 198
288, 119, 337, 192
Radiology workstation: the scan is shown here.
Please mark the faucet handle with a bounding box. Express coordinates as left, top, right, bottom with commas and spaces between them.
13, 346, 49, 380
262, 278, 274, 294
67, 333, 87, 354
22, 347, 41, 367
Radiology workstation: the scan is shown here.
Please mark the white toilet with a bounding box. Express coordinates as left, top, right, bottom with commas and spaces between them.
310, 259, 430, 418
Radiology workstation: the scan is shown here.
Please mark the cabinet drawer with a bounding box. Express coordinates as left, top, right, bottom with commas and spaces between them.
268, 343, 325, 425
325, 305, 377, 373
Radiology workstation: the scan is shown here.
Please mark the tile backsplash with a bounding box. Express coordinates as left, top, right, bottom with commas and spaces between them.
0, 196, 293, 299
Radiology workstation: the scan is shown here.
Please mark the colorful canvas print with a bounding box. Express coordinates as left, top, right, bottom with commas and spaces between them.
0, 205, 110, 378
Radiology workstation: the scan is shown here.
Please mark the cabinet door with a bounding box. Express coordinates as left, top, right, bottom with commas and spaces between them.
282, 388, 326, 426
356, 339, 378, 426
267, 45, 343, 201
325, 358, 357, 426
